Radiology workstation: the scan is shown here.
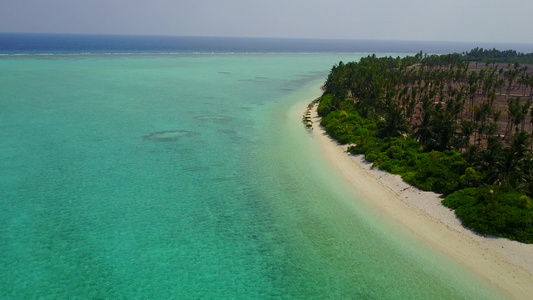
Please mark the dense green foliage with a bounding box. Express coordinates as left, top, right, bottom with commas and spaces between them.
319, 99, 467, 195
464, 47, 533, 63
443, 187, 533, 243
320, 50, 533, 243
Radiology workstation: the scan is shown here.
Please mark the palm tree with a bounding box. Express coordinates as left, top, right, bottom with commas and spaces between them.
530, 106, 533, 149
379, 103, 409, 137
494, 131, 531, 188
481, 136, 504, 183
414, 108, 437, 150
506, 97, 523, 138
459, 120, 475, 150
521, 100, 531, 132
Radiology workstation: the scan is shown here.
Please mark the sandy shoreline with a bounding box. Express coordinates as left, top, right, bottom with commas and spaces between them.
306, 101, 533, 299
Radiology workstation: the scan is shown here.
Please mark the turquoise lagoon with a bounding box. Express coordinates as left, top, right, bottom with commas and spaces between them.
0, 54, 504, 299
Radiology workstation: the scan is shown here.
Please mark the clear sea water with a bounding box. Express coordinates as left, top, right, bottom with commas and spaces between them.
1, 35, 507, 299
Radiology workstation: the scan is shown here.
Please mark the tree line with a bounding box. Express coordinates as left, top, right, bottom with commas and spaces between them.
464, 47, 533, 63
319, 49, 533, 243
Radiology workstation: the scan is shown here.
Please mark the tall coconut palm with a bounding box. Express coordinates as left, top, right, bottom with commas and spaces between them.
378, 103, 409, 137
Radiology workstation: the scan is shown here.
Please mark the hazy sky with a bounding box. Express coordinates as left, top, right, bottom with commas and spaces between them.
1, 0, 532, 43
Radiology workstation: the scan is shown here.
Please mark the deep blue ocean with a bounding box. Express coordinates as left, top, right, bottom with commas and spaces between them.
1, 33, 533, 55
0, 34, 511, 299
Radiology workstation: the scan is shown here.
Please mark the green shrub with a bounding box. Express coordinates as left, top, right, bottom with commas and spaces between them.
444, 187, 533, 243
365, 152, 377, 163
317, 94, 334, 116
459, 167, 482, 188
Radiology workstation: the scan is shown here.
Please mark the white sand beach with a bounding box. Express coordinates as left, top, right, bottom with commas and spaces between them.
307, 102, 533, 299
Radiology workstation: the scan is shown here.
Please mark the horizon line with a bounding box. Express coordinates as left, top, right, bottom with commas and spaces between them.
2, 32, 533, 46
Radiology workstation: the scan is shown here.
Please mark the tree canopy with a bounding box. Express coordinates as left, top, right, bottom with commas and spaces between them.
319, 50, 533, 243
464, 47, 533, 63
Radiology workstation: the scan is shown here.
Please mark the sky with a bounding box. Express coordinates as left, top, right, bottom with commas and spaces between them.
1, 0, 532, 44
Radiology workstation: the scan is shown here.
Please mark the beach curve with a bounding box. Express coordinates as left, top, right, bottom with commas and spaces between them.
305, 95, 533, 299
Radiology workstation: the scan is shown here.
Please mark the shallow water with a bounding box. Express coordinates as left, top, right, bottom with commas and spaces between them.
0, 54, 504, 299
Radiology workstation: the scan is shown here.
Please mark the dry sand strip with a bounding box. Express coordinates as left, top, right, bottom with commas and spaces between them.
308, 103, 533, 299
